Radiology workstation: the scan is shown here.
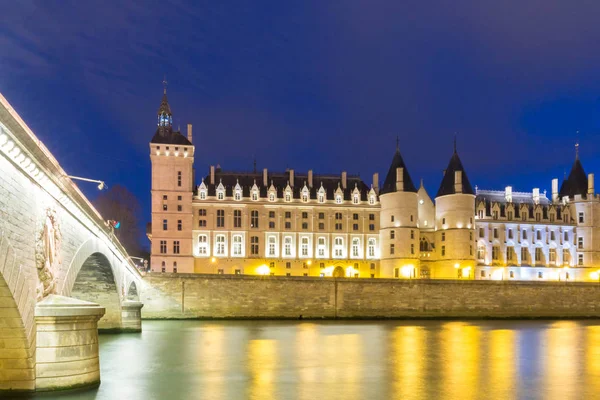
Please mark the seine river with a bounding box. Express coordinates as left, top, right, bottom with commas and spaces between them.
32, 320, 600, 400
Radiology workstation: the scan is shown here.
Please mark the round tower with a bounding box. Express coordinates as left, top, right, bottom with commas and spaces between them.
434, 146, 476, 278
379, 145, 419, 278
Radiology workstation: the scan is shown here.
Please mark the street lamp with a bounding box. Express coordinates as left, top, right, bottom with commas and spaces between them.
129, 256, 148, 271
68, 175, 107, 190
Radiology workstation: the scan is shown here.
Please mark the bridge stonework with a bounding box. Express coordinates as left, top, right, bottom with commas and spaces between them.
0, 93, 143, 393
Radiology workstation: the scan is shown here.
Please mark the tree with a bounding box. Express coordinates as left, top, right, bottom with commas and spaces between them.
94, 184, 144, 257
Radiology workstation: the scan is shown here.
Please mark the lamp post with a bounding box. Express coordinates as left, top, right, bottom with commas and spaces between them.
67, 175, 107, 190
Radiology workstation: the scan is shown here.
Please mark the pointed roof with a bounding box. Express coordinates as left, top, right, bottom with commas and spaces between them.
150, 87, 191, 145
436, 149, 474, 197
559, 157, 588, 199
157, 91, 172, 116
380, 147, 417, 194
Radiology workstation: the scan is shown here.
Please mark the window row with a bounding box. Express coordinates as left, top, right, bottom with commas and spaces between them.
195, 234, 379, 259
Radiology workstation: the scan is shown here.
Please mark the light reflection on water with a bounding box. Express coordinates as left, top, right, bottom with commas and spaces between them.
29, 320, 600, 400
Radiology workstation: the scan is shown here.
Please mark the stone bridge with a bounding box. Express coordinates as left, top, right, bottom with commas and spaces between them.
0, 93, 144, 392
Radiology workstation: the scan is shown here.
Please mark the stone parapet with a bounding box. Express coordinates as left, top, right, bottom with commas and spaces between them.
34, 295, 105, 392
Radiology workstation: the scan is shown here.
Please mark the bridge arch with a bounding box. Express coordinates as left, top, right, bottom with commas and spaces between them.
0, 231, 36, 391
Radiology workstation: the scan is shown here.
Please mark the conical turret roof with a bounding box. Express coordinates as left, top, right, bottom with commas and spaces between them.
380, 147, 417, 194
436, 149, 474, 197
559, 156, 588, 199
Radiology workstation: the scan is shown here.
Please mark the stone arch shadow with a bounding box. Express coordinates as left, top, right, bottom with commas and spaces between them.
70, 252, 122, 331
0, 231, 36, 391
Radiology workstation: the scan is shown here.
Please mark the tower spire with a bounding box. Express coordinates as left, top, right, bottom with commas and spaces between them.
162, 75, 168, 95
575, 131, 580, 160
396, 135, 399, 152
453, 133, 457, 153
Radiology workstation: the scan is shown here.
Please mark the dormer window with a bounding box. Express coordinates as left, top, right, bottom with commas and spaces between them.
198, 180, 208, 200
335, 195, 342, 204
269, 193, 275, 202
218, 192, 224, 200
301, 184, 309, 203
199, 191, 206, 200
369, 195, 375, 205
252, 191, 258, 201
234, 192, 241, 201
318, 185, 326, 203
285, 192, 291, 202
353, 194, 359, 204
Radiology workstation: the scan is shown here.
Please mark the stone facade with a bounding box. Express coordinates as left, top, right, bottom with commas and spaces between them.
141, 274, 600, 319
149, 90, 600, 282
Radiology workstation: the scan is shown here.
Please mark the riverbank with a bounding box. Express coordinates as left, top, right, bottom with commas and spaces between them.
139, 274, 600, 319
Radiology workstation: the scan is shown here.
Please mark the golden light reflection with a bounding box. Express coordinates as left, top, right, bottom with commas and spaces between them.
296, 323, 319, 400
248, 339, 277, 400
543, 321, 581, 400
441, 322, 480, 400
322, 333, 361, 400
392, 325, 425, 400
584, 325, 600, 397
486, 329, 516, 399
197, 324, 225, 399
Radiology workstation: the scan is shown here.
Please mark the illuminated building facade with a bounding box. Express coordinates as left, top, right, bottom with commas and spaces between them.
149, 91, 600, 281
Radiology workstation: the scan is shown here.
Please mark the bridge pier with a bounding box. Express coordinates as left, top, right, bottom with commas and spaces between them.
120, 300, 144, 332
34, 295, 105, 392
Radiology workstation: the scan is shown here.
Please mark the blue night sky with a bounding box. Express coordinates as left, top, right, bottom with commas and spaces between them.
2, 1, 600, 235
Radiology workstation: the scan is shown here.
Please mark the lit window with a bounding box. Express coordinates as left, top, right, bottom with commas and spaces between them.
232, 235, 243, 256
215, 235, 226, 256
352, 238, 360, 258
334, 237, 344, 258
198, 235, 208, 255
367, 238, 376, 258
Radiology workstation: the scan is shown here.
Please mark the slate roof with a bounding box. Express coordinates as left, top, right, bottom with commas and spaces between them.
436, 151, 474, 197
559, 157, 588, 199
200, 169, 373, 201
380, 148, 417, 194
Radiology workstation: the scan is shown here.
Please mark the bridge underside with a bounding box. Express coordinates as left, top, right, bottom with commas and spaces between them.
71, 253, 122, 331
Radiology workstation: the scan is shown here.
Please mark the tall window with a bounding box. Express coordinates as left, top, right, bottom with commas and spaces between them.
160, 240, 167, 254
232, 235, 243, 256
317, 237, 326, 257
215, 235, 226, 256
506, 247, 515, 262
390, 244, 395, 255
535, 247, 542, 263
536, 230, 541, 241
251, 236, 259, 255
177, 220, 182, 231
198, 235, 208, 255
477, 245, 485, 261
177, 171, 182, 187
173, 241, 180, 254
217, 210, 225, 227
549, 248, 556, 264
352, 238, 360, 258
367, 238, 376, 258
284, 236, 292, 256
579, 212, 584, 223
334, 237, 344, 257
578, 254, 584, 266
163, 219, 168, 230
268, 236, 277, 257
492, 246, 499, 260
234, 210, 242, 228
391, 230, 395, 239
563, 249, 570, 265
251, 210, 259, 228
578, 237, 584, 249
301, 237, 309, 256
521, 247, 529, 263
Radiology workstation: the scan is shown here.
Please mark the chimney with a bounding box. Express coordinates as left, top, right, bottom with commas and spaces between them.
588, 173, 595, 195
341, 171, 347, 189
187, 124, 193, 143
210, 165, 215, 185
396, 168, 404, 191
552, 178, 559, 202
533, 188, 540, 204
505, 186, 512, 202
263, 168, 268, 186
454, 170, 463, 193
289, 169, 295, 187
308, 170, 313, 188
373, 173, 379, 194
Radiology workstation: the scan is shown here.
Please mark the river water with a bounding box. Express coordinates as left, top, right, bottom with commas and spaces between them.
30, 320, 600, 400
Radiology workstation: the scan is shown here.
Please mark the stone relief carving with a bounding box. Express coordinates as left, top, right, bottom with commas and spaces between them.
35, 208, 62, 301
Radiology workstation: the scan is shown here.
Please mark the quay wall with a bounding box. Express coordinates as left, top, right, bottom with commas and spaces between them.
140, 274, 600, 319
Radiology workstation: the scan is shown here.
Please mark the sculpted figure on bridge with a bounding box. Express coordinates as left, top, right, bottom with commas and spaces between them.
35, 208, 61, 300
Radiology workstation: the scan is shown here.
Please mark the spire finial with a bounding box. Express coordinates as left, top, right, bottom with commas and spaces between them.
575, 131, 580, 160
253, 156, 257, 173
396, 135, 399, 151
453, 133, 457, 153
162, 75, 168, 94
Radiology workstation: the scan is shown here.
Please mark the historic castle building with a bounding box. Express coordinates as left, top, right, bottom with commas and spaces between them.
149, 90, 600, 281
